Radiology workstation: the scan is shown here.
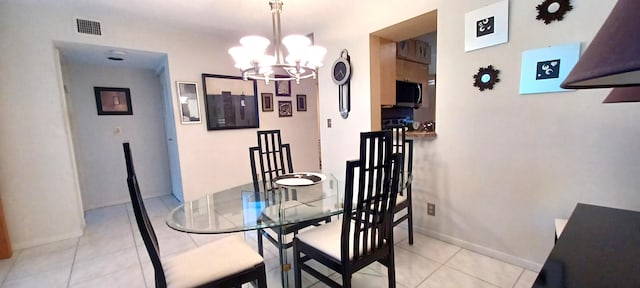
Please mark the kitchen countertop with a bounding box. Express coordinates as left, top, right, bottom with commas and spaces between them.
406, 131, 437, 137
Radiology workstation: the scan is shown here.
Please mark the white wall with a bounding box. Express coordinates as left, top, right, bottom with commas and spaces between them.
316, 0, 640, 270
65, 62, 171, 210
0, 1, 320, 248
4, 0, 634, 271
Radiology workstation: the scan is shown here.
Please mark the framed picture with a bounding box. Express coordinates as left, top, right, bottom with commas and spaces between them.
261, 93, 274, 112
94, 87, 132, 115
176, 81, 201, 124
275, 78, 291, 96
416, 40, 430, 63
397, 40, 410, 58
278, 101, 292, 117
296, 94, 307, 111
464, 0, 509, 52
202, 74, 259, 130
519, 42, 581, 94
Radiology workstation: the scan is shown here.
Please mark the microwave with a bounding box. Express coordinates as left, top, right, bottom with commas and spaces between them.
396, 80, 422, 108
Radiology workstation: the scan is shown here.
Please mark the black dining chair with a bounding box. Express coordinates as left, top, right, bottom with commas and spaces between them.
292, 131, 402, 288
248, 130, 329, 257
123, 143, 267, 288
389, 126, 414, 244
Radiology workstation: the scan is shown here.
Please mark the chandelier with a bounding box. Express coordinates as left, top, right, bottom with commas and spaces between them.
228, 0, 326, 84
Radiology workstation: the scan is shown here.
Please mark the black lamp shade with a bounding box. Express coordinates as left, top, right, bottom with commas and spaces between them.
560, 0, 640, 89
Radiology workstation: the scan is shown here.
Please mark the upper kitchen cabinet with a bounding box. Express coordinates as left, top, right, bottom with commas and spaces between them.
370, 36, 397, 108
397, 39, 431, 65
396, 58, 429, 85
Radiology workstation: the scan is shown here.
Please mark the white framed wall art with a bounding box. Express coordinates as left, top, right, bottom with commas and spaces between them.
465, 0, 509, 52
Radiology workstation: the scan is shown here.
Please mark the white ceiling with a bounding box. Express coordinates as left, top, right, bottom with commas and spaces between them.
48, 0, 358, 69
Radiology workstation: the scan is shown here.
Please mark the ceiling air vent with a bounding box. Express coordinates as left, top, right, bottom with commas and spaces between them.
75, 18, 102, 36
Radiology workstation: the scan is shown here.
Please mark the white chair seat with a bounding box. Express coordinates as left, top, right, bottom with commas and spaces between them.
396, 194, 407, 205
296, 220, 382, 261
164, 235, 263, 288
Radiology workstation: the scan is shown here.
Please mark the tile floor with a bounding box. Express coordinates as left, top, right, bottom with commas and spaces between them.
0, 195, 538, 288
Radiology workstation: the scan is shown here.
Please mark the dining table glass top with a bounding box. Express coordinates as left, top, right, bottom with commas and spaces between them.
166, 173, 343, 234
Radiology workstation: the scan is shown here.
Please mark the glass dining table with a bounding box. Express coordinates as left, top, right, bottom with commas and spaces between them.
166, 173, 343, 288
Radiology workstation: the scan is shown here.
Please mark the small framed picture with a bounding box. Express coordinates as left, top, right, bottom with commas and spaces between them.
176, 81, 201, 124
296, 94, 307, 111
278, 101, 292, 117
94, 87, 132, 115
275, 79, 291, 96
261, 93, 274, 112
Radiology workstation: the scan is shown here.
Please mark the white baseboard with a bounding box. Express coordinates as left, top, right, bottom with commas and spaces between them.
412, 226, 543, 272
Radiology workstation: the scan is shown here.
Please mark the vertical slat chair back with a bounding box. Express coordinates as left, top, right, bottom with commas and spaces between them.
390, 127, 409, 196
342, 131, 401, 263
251, 130, 294, 193
123, 143, 166, 287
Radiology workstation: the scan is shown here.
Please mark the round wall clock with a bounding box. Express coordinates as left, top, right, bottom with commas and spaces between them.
332, 49, 352, 119
331, 50, 352, 86
473, 65, 500, 91
536, 0, 573, 25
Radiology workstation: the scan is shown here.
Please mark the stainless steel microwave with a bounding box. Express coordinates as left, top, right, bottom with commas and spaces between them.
396, 80, 422, 108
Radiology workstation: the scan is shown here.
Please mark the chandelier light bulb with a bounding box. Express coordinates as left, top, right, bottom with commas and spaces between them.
306, 45, 327, 68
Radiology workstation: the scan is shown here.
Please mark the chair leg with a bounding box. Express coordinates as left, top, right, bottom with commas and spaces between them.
407, 203, 414, 245
293, 240, 302, 288
343, 271, 352, 288
257, 263, 267, 288
257, 229, 264, 256
387, 247, 396, 288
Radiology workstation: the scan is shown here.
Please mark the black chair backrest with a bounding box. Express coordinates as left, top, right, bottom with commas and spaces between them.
389, 126, 413, 195
342, 131, 401, 262
249, 130, 294, 193
123, 143, 166, 287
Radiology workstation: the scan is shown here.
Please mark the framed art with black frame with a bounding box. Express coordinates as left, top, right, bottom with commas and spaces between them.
202, 74, 259, 130
261, 93, 274, 112
296, 94, 307, 111
278, 101, 292, 117
94, 87, 132, 115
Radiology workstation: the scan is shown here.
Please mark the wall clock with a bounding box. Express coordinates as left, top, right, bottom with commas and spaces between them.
331, 49, 352, 119
473, 65, 500, 91
536, 0, 573, 24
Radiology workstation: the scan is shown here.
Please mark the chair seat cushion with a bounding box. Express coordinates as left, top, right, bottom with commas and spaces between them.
164, 235, 263, 288
296, 220, 383, 261
396, 194, 407, 205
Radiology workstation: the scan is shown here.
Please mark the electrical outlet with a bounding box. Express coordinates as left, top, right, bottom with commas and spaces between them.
327, 118, 332, 128
427, 203, 436, 216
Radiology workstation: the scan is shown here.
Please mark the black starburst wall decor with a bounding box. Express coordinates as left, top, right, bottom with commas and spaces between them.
473, 65, 500, 91
536, 0, 573, 25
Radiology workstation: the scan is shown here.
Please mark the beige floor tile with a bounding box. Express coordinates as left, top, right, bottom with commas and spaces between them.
418, 266, 499, 288
2, 266, 71, 288
445, 249, 523, 288
69, 247, 138, 286
397, 232, 461, 264
6, 247, 75, 281
514, 269, 538, 288
69, 263, 145, 288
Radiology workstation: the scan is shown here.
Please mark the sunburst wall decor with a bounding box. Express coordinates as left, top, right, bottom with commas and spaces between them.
473, 65, 500, 91
536, 0, 573, 24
